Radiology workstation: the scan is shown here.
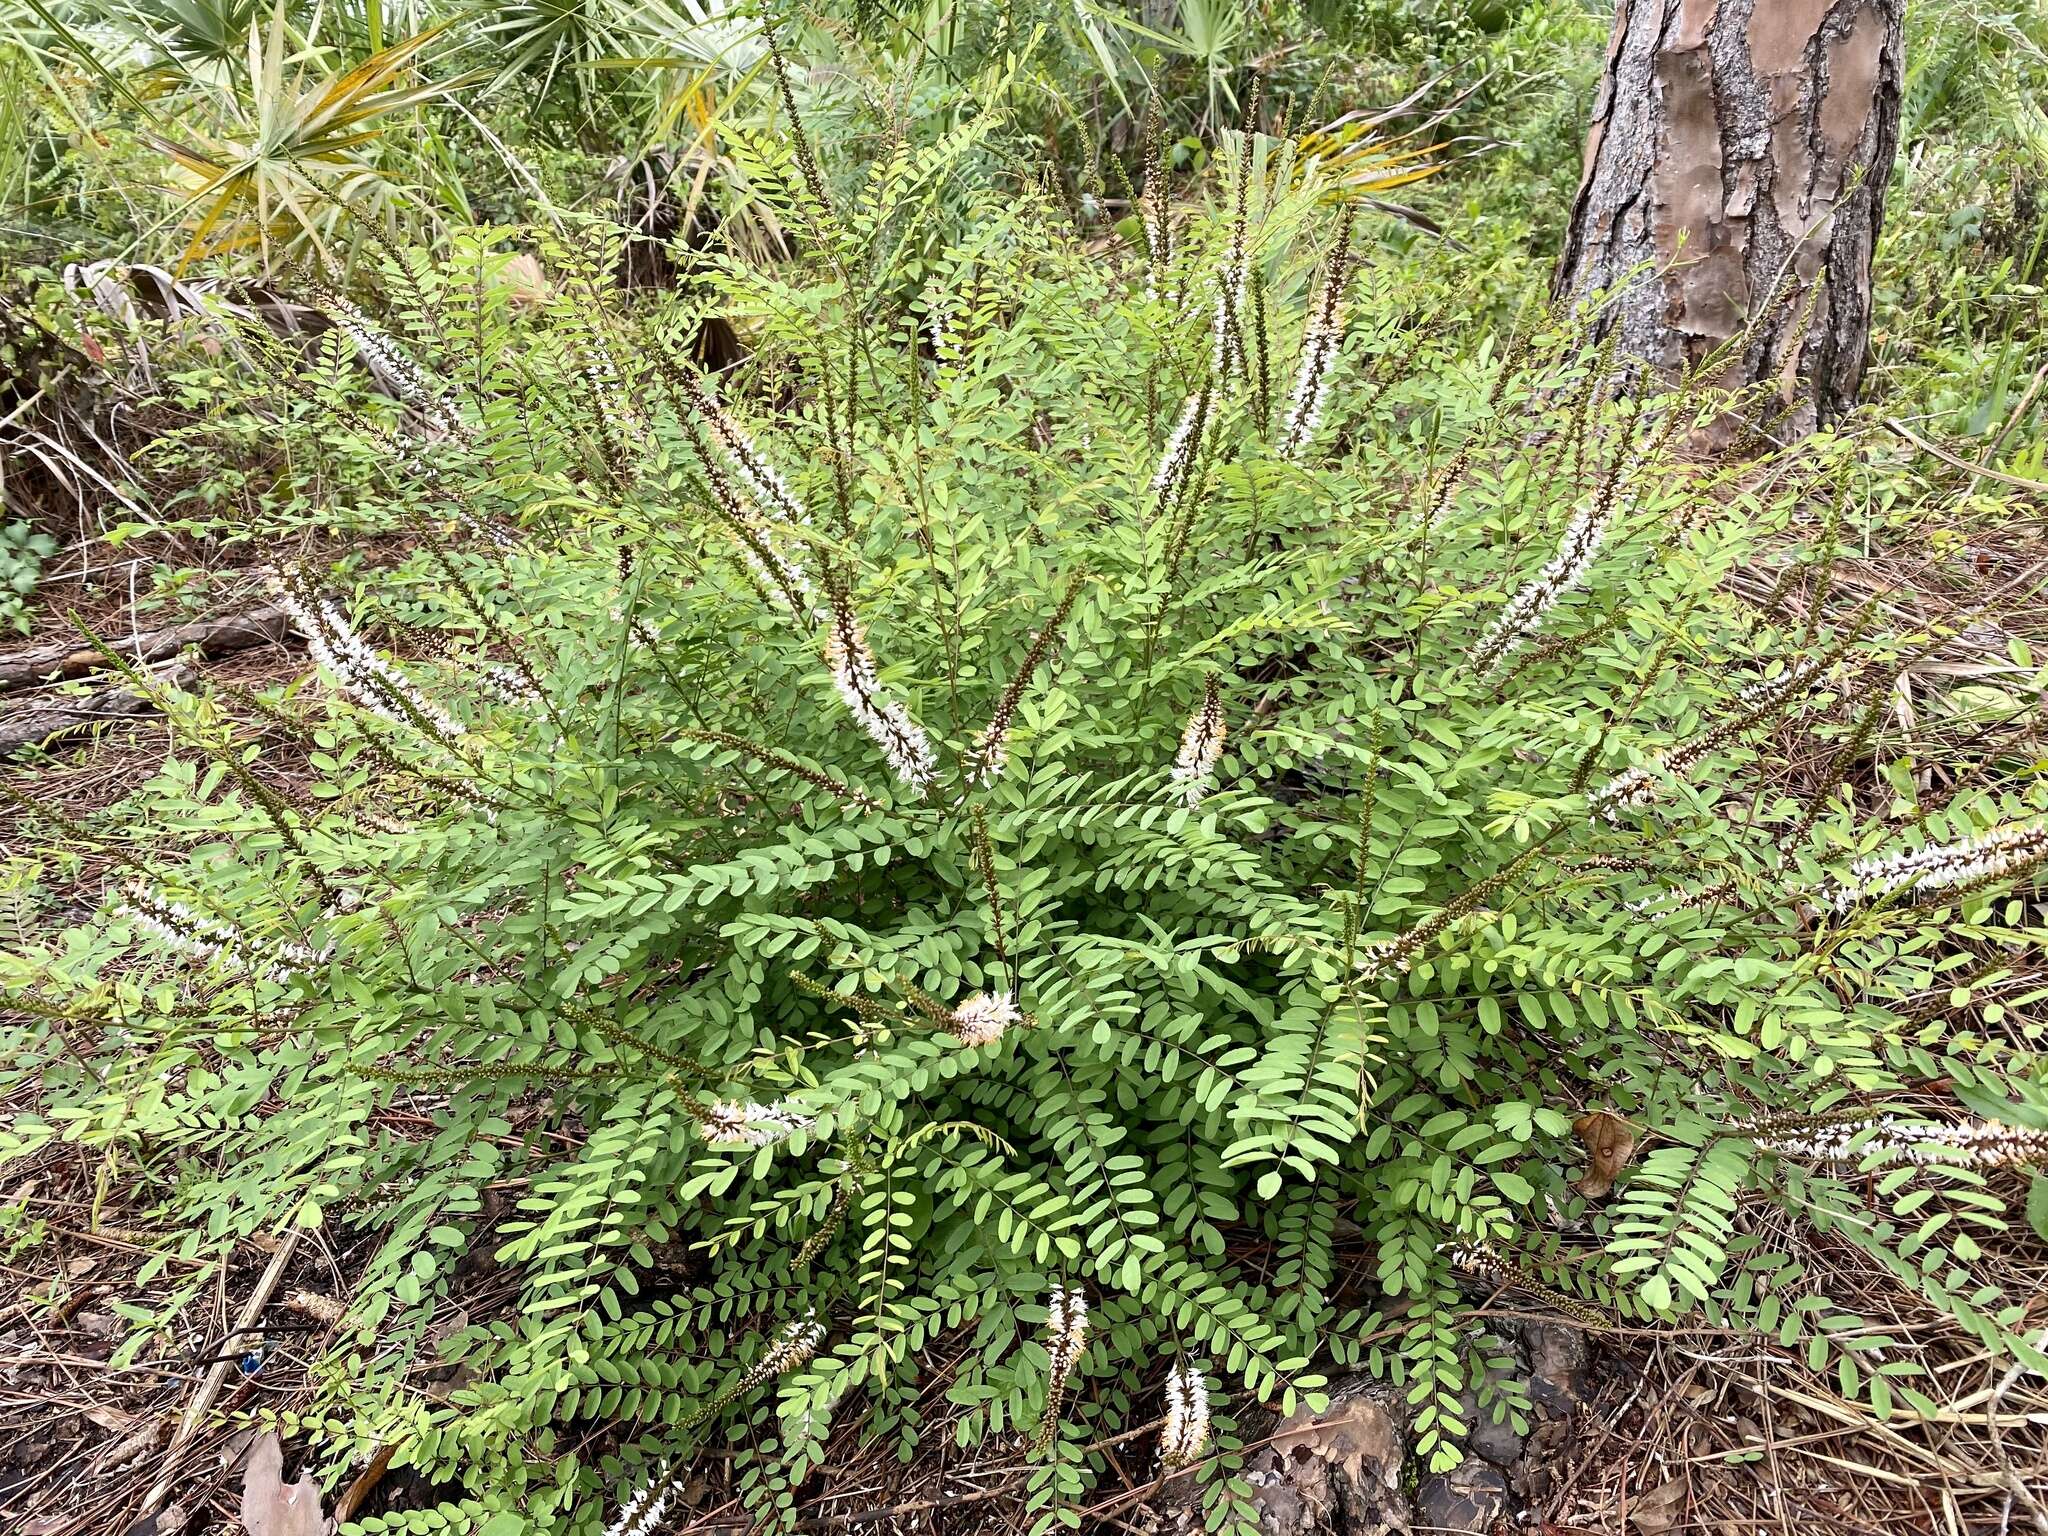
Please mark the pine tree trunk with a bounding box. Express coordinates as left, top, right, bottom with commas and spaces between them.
1553, 0, 1906, 438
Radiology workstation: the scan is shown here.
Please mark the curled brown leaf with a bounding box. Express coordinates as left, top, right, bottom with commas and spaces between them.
1571, 1109, 1637, 1199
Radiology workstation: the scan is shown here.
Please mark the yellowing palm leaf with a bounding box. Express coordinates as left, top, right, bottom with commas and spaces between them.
148, 11, 476, 267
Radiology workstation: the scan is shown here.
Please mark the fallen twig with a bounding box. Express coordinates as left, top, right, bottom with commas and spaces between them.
0, 605, 287, 693
0, 662, 195, 756
1883, 416, 2048, 497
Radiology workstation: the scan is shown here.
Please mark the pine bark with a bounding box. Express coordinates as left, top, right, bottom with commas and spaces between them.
1553, 0, 1906, 437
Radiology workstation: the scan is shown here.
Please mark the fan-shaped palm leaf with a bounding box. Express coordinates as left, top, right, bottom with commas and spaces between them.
146, 11, 475, 265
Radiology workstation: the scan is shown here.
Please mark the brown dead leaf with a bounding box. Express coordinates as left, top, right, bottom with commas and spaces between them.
332, 1441, 398, 1526
498, 252, 552, 308
1571, 1110, 1637, 1199
1627, 1476, 1687, 1534
239, 1430, 327, 1536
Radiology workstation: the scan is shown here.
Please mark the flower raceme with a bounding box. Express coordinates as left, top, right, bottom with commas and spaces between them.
1045, 1281, 1089, 1376
1035, 1282, 1090, 1450
925, 287, 954, 363
482, 663, 544, 709
273, 579, 465, 749
823, 597, 937, 792
692, 429, 816, 620
1278, 299, 1341, 460
946, 991, 1021, 1047
964, 577, 1084, 788
603, 1461, 676, 1536
1444, 1241, 1609, 1328
1355, 844, 1550, 981
695, 1098, 817, 1147
1742, 1114, 2048, 1170
117, 884, 327, 984
1588, 660, 1834, 822
682, 369, 813, 534
1818, 822, 2048, 912
313, 285, 467, 443
573, 330, 639, 443
743, 1309, 828, 1386
1211, 115, 1256, 377
1471, 497, 1614, 675
656, 356, 821, 620
1471, 407, 1690, 676
1143, 187, 1172, 305
1211, 275, 1244, 376
1159, 1360, 1211, 1469
1172, 676, 1227, 809
1151, 391, 1208, 506
657, 359, 817, 619
1280, 214, 1354, 461
603, 1311, 826, 1536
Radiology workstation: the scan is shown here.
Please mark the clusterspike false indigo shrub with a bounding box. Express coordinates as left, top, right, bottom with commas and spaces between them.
6, 160, 2048, 1535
